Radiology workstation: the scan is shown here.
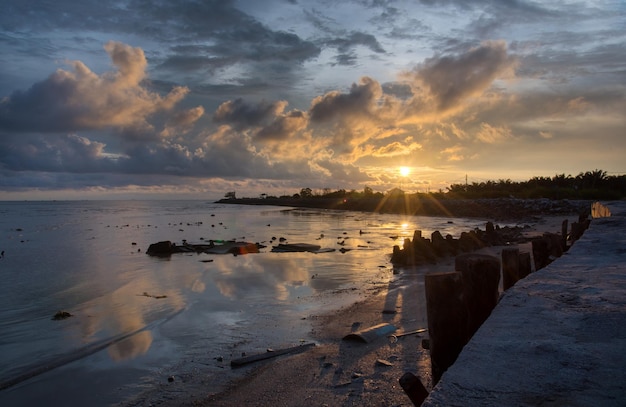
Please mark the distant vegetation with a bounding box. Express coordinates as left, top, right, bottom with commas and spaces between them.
228, 170, 626, 202
446, 170, 625, 200
219, 170, 624, 218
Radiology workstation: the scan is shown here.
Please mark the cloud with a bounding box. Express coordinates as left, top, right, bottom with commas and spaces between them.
0, 41, 190, 135
0, 133, 111, 172
1, 22, 624, 198
161, 106, 205, 139
213, 98, 288, 128
321, 31, 386, 66
371, 141, 422, 158
255, 110, 308, 142
309, 76, 383, 122
406, 41, 517, 113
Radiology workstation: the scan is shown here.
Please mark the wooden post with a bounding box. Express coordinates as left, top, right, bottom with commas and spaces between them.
502, 247, 520, 291
460, 254, 501, 338
518, 251, 532, 279
425, 271, 467, 385
532, 237, 550, 270
561, 219, 569, 251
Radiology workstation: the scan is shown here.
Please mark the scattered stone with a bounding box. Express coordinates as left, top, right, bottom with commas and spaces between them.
167, 376, 175, 382
376, 359, 393, 367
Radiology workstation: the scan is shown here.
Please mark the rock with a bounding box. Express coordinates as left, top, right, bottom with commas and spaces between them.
52, 310, 73, 320
376, 359, 393, 367
146, 240, 175, 256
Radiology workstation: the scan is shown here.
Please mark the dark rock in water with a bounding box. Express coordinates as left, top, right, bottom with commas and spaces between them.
147, 239, 262, 256
52, 311, 73, 320
271, 243, 321, 253
146, 240, 176, 256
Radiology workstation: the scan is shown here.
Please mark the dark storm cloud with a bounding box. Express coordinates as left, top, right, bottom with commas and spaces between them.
411, 41, 516, 112
322, 31, 386, 54
212, 98, 308, 144
2, 0, 320, 88
0, 133, 112, 173
0, 129, 298, 181
213, 99, 286, 128
304, 7, 386, 65
255, 110, 307, 142
309, 77, 382, 122
516, 41, 626, 85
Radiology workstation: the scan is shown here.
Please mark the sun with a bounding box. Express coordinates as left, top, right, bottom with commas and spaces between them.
399, 166, 411, 177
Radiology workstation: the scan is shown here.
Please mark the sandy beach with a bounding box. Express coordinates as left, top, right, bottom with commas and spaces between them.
123, 215, 575, 407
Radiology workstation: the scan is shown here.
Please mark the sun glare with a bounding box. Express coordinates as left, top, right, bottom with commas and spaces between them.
399, 166, 411, 177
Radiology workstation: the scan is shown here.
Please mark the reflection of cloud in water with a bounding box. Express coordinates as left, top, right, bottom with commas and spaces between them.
212, 255, 310, 301
75, 267, 193, 362
191, 279, 206, 293
108, 330, 152, 361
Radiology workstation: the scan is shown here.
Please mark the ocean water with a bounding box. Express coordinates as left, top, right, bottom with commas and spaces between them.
0, 200, 486, 406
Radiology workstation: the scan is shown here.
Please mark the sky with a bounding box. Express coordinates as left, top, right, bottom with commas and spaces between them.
1, 0, 625, 200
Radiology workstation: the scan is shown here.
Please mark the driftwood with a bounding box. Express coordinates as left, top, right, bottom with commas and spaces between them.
230, 342, 316, 367
388, 328, 427, 343
342, 323, 397, 343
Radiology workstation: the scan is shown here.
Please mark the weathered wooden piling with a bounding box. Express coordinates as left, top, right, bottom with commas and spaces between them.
518, 251, 532, 279
431, 230, 448, 257
456, 254, 501, 338
561, 219, 569, 251
531, 237, 550, 270
502, 247, 520, 290
425, 271, 467, 385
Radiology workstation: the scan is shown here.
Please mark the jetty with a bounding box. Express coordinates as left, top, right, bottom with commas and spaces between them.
421, 201, 626, 406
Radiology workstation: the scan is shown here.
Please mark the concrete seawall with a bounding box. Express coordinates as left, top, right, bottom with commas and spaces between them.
422, 201, 626, 406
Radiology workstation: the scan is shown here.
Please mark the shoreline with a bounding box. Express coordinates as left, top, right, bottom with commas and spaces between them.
216, 197, 592, 221
124, 214, 578, 406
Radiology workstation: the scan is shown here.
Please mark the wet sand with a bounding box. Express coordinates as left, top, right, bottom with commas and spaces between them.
123, 216, 576, 407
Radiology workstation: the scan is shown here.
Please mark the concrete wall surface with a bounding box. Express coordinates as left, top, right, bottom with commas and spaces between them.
422, 201, 626, 407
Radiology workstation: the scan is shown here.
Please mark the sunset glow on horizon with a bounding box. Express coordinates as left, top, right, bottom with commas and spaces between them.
0, 1, 624, 200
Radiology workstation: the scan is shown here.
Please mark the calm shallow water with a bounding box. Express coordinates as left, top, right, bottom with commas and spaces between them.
0, 200, 487, 405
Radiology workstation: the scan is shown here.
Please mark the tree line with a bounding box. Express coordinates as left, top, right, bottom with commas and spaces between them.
224, 169, 625, 202
446, 170, 625, 200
